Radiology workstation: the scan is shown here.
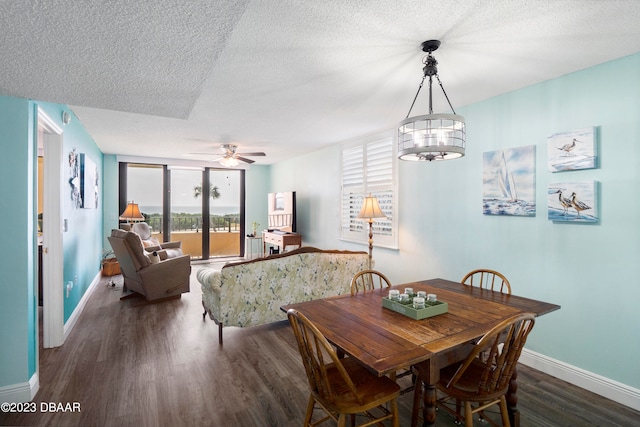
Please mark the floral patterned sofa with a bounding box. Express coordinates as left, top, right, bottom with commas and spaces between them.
197, 246, 369, 343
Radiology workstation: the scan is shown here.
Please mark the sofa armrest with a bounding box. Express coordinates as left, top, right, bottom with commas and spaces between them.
197, 268, 223, 321
138, 255, 191, 300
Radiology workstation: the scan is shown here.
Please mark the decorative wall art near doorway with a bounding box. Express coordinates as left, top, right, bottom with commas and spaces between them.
483, 145, 536, 216
80, 153, 98, 209
547, 127, 597, 172
547, 181, 598, 223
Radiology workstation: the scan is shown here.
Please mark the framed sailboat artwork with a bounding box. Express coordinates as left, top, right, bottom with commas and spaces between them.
482, 145, 536, 216
547, 127, 597, 172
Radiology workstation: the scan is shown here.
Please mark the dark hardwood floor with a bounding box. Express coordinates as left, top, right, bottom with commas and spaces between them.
2, 265, 639, 427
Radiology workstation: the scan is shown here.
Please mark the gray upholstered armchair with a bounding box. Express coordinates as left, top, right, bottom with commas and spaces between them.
108, 229, 191, 301
130, 222, 184, 259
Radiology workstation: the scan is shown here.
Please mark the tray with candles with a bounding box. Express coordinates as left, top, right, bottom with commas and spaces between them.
382, 293, 448, 320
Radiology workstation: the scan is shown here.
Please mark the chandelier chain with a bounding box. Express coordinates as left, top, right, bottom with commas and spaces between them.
435, 74, 457, 115
404, 73, 427, 119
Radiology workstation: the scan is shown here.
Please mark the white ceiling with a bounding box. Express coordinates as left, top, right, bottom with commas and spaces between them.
2, 0, 640, 166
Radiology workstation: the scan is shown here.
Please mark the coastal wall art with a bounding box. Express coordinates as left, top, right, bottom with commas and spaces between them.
547, 181, 598, 223
80, 153, 99, 209
482, 145, 536, 216
547, 126, 597, 172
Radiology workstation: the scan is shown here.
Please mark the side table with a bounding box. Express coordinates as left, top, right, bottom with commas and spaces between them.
245, 235, 263, 259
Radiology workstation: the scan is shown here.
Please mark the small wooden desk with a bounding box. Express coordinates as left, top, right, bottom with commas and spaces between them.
282, 278, 560, 427
262, 231, 302, 254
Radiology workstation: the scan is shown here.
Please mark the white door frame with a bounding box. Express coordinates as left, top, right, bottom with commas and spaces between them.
38, 107, 65, 348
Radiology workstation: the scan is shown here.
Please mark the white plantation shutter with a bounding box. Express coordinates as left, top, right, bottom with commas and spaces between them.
341, 132, 398, 249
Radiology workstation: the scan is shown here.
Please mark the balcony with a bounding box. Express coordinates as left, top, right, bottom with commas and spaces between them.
146, 215, 241, 259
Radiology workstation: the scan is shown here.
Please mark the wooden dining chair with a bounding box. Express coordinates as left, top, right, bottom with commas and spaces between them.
287, 308, 400, 427
461, 269, 512, 294
412, 312, 535, 427
350, 269, 392, 295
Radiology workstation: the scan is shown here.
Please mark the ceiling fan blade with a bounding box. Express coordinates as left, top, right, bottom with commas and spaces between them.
236, 152, 266, 156
235, 156, 255, 164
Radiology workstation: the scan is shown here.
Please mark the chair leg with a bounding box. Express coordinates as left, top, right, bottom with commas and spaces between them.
303, 395, 315, 427
499, 396, 510, 427
390, 398, 400, 427
464, 401, 473, 427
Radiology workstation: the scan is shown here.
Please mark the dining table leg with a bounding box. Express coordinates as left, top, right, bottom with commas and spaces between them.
506, 365, 520, 427
411, 362, 437, 427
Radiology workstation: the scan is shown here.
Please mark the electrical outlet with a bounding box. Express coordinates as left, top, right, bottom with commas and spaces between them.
66, 281, 73, 298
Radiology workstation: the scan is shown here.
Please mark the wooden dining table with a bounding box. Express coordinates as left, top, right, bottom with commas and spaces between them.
282, 278, 560, 427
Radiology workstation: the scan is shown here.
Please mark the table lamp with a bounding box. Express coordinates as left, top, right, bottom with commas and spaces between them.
119, 201, 145, 223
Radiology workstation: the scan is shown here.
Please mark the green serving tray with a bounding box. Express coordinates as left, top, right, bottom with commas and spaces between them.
382, 297, 448, 320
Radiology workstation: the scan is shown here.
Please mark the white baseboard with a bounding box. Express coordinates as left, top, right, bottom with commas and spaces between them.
520, 348, 640, 411
63, 271, 101, 340
0, 372, 39, 403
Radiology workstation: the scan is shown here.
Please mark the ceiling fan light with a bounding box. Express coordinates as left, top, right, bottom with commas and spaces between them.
219, 156, 239, 167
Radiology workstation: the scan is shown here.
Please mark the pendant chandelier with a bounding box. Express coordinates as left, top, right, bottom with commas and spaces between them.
397, 40, 466, 161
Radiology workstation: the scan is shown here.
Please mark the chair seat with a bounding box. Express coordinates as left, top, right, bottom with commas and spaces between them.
322, 357, 400, 413
438, 359, 506, 402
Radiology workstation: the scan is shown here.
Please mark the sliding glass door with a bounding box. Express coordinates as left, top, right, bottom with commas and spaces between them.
122, 163, 244, 260
170, 167, 206, 258
208, 169, 242, 257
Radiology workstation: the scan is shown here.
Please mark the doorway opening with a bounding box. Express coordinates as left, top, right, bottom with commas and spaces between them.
37, 107, 65, 351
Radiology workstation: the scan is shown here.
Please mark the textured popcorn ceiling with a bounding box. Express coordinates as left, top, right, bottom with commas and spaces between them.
1, 0, 640, 165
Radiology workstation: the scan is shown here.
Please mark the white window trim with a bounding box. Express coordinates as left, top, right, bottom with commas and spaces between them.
340, 130, 398, 250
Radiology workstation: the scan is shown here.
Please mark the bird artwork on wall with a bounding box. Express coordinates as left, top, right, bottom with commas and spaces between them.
548, 182, 598, 223
558, 138, 578, 156
548, 127, 597, 172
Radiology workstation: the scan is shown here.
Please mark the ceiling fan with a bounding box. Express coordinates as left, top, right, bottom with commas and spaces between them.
195, 144, 266, 167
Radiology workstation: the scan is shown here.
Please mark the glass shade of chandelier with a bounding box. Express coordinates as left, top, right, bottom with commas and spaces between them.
397, 40, 466, 162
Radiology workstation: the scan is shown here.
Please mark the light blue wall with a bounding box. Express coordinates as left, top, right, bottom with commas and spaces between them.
270, 52, 640, 389
245, 165, 270, 234
0, 97, 104, 391
0, 96, 34, 386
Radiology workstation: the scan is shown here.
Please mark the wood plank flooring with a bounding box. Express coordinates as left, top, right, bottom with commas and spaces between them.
2, 265, 639, 427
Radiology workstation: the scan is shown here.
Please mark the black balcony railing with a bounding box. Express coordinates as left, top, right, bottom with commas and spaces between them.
145, 215, 240, 233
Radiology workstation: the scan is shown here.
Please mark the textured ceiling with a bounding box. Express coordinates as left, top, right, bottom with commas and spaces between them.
2, 0, 640, 166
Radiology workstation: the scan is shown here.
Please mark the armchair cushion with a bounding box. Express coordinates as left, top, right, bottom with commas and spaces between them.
131, 222, 160, 247
111, 229, 150, 269
132, 222, 184, 257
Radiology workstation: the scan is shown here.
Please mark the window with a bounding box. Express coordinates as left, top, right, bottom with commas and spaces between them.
341, 131, 398, 249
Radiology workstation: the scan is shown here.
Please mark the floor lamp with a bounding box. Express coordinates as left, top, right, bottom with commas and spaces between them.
357, 195, 386, 270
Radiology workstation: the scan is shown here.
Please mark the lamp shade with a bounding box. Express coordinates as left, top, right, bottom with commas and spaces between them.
219, 156, 239, 167
357, 195, 386, 220
119, 201, 145, 222
398, 113, 466, 161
